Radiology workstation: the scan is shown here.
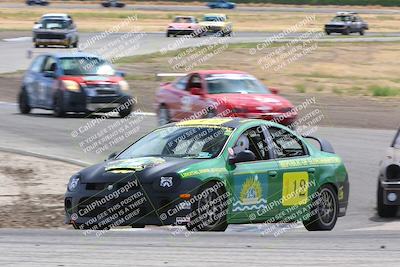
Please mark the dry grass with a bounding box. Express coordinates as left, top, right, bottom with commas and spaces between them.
1, 7, 400, 32
116, 42, 400, 99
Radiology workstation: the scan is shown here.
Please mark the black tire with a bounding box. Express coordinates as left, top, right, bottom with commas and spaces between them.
325, 31, 331, 35
118, 108, 131, 118
186, 181, 228, 232
73, 41, 78, 48
34, 42, 39, 48
359, 29, 365, 36
53, 94, 66, 117
377, 181, 398, 217
158, 105, 170, 125
166, 31, 170, 37
342, 28, 350, 35
18, 90, 31, 114
205, 109, 217, 118
303, 184, 339, 231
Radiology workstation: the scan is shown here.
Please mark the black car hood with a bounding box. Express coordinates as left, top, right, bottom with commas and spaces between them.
79, 156, 202, 184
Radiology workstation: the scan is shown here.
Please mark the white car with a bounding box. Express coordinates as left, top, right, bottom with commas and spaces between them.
377, 127, 400, 217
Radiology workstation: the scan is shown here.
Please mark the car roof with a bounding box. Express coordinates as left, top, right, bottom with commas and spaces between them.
39, 52, 100, 59
336, 11, 358, 16
41, 13, 70, 18
167, 118, 280, 130
204, 13, 226, 17
194, 70, 248, 75
175, 16, 196, 19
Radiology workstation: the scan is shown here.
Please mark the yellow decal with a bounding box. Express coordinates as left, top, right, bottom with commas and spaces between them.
282, 172, 309, 206
179, 167, 226, 178
177, 118, 232, 126
240, 176, 263, 205
278, 157, 341, 168
338, 186, 344, 200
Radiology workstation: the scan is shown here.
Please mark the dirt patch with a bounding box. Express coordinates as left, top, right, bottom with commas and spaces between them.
0, 151, 81, 228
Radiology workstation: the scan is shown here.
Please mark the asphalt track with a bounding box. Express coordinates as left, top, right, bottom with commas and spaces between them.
2, 31, 400, 74
2, 2, 400, 14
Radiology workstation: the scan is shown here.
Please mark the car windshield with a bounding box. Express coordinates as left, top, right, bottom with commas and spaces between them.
173, 17, 194, 23
331, 16, 351, 22
206, 74, 270, 94
204, 16, 225, 22
117, 126, 233, 159
60, 57, 116, 76
41, 19, 69, 30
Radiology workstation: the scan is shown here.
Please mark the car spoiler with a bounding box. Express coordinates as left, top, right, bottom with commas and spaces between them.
155, 73, 187, 81
303, 135, 335, 153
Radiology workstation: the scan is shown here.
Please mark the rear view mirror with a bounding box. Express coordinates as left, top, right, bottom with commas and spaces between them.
270, 87, 279, 95
106, 152, 117, 161
190, 87, 204, 96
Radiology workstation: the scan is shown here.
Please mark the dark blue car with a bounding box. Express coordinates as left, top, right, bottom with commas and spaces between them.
18, 52, 133, 117
207, 0, 236, 9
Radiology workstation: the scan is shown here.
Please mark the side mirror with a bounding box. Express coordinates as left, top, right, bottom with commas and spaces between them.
229, 150, 256, 165
190, 87, 204, 96
44, 71, 56, 78
106, 152, 117, 161
34, 21, 39, 24
116, 71, 126, 77
270, 87, 279, 95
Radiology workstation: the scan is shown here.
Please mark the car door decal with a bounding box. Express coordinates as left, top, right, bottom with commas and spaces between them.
232, 174, 268, 212
282, 171, 309, 206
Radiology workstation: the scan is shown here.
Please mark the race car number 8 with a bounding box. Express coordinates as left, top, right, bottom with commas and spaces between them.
282, 172, 309, 206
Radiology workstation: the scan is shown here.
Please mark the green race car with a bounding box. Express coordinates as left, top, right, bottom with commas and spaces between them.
65, 118, 349, 232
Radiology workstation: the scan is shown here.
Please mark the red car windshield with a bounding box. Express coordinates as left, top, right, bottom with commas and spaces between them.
206, 74, 270, 94
60, 57, 116, 76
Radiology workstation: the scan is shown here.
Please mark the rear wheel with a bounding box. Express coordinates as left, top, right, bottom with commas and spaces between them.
377, 181, 398, 217
158, 105, 170, 125
34, 42, 39, 48
303, 184, 338, 231
118, 108, 131, 118
359, 29, 365, 36
186, 182, 228, 232
18, 90, 31, 114
325, 31, 331, 35
166, 31, 170, 37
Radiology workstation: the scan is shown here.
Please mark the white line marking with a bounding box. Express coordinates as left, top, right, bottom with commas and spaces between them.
3, 37, 32, 42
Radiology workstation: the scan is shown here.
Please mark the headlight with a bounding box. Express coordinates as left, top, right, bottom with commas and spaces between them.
68, 174, 80, 192
118, 80, 130, 91
62, 80, 80, 92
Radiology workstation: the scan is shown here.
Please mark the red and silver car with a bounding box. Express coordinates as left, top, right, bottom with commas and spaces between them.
155, 70, 297, 126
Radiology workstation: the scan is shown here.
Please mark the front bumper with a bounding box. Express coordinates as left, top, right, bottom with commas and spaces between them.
64, 177, 202, 228
167, 29, 196, 36
35, 39, 69, 45
62, 90, 132, 113
324, 26, 346, 33
380, 179, 400, 205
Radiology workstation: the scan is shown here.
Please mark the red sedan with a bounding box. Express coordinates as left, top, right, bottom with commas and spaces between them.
155, 70, 297, 126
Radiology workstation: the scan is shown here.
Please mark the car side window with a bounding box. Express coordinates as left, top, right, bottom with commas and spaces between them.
233, 127, 269, 161
175, 75, 189, 90
30, 56, 46, 73
42, 56, 57, 73
269, 127, 307, 158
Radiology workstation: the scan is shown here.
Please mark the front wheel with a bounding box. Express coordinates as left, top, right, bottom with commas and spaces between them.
53, 94, 66, 117
342, 28, 350, 35
18, 90, 31, 114
377, 181, 398, 217
303, 184, 338, 231
186, 181, 228, 232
